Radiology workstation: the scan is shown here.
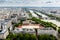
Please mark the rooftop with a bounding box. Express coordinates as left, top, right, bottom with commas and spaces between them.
36, 12, 48, 18
18, 24, 44, 29
30, 10, 39, 18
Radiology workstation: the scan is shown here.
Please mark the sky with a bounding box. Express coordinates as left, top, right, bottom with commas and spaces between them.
0, 0, 60, 7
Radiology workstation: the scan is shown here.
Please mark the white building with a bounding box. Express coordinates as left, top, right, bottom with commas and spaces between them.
38, 27, 58, 37
36, 12, 49, 20
12, 23, 57, 37
0, 20, 11, 39
12, 24, 40, 34
29, 10, 39, 18
0, 29, 9, 39
11, 14, 18, 23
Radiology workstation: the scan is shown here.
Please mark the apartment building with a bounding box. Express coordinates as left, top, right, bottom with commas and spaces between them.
0, 20, 10, 39
11, 14, 18, 23
38, 27, 58, 37
0, 29, 9, 39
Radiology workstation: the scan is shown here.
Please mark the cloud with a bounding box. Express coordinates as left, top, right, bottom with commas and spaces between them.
0, 0, 60, 7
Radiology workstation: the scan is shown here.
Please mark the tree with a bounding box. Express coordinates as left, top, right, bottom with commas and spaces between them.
35, 28, 38, 40
38, 34, 57, 40
32, 17, 57, 30
6, 33, 57, 40
6, 33, 36, 40
6, 32, 14, 40
30, 34, 36, 40
58, 28, 60, 33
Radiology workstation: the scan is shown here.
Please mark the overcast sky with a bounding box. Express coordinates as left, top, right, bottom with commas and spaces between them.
0, 0, 60, 7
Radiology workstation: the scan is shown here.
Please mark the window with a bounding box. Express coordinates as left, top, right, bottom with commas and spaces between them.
30, 29, 33, 31
23, 28, 25, 31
